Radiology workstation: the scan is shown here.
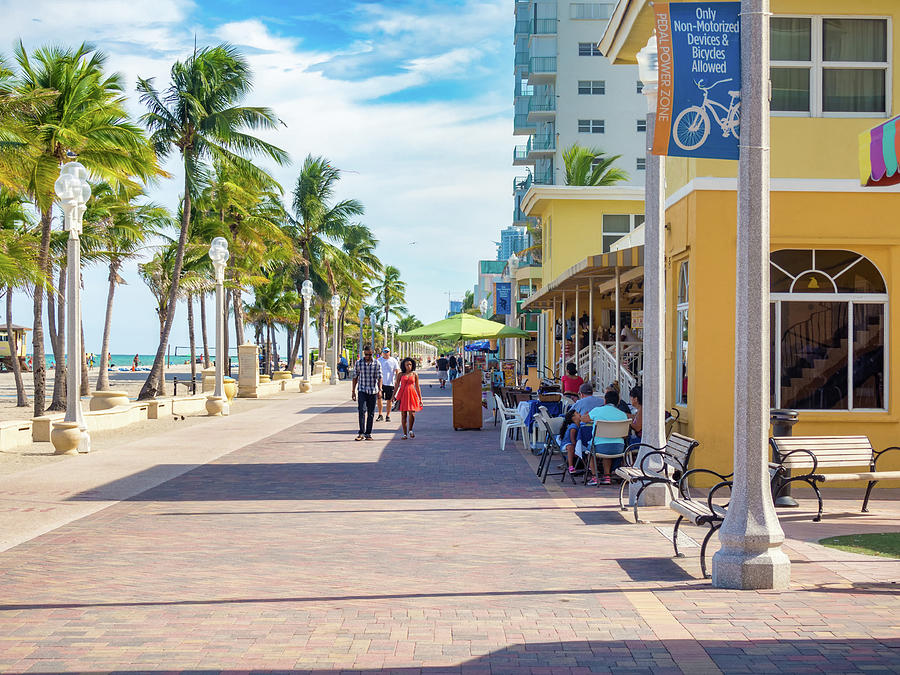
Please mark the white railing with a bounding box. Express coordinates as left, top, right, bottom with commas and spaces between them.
591, 342, 638, 395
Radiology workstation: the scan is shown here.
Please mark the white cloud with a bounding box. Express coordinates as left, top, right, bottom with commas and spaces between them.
4, 1, 515, 355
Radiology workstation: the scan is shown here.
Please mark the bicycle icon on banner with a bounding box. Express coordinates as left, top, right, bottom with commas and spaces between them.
672, 78, 741, 152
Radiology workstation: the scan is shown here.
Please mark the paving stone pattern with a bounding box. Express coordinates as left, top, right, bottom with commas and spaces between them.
0, 372, 897, 673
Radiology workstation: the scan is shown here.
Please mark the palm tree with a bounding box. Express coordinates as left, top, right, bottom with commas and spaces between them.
85, 182, 171, 390
562, 143, 629, 186
284, 155, 363, 371
136, 43, 288, 399
461, 290, 475, 311
13, 41, 160, 416
0, 188, 43, 406
245, 274, 300, 376
376, 265, 407, 343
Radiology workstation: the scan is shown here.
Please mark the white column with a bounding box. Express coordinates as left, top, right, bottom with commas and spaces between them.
712, 0, 790, 590
64, 225, 89, 450
574, 288, 580, 375
588, 278, 594, 383
631, 70, 666, 506
560, 292, 566, 376
614, 266, 621, 386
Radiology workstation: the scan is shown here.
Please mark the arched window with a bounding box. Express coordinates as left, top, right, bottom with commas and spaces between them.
675, 262, 689, 405
770, 250, 887, 410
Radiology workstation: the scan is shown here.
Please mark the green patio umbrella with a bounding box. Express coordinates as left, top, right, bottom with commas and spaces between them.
397, 313, 529, 342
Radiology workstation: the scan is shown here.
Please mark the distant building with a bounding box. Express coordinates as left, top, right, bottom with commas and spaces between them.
448, 300, 463, 317
474, 260, 508, 312
496, 225, 531, 262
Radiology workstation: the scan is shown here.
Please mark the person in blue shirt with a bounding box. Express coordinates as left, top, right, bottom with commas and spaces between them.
588, 389, 630, 484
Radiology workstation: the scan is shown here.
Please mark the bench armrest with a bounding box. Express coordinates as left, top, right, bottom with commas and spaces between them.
622, 443, 642, 467
638, 450, 673, 478
873, 446, 900, 470
774, 448, 818, 475
678, 468, 734, 499
708, 479, 733, 513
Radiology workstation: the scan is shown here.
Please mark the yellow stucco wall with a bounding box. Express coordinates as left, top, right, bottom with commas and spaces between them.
667, 189, 900, 486
536, 199, 645, 283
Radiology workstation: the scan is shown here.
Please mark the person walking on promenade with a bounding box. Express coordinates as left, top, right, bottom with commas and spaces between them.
393, 357, 423, 439
448, 353, 458, 381
376, 347, 400, 422
436, 353, 449, 389
352, 345, 382, 441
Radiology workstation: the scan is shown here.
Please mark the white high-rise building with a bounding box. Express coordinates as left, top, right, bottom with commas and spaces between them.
512, 1, 646, 202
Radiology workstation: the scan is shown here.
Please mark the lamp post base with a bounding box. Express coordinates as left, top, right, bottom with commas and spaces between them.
711, 546, 791, 590
205, 395, 227, 416
300, 380, 311, 393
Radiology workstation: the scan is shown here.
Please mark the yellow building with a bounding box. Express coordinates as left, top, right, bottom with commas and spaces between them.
601, 0, 900, 480
521, 0, 900, 484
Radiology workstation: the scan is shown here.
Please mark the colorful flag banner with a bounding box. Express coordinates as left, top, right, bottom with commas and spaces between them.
494, 282, 512, 316
653, 1, 742, 160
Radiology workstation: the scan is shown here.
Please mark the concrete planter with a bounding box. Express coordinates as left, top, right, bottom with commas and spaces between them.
299, 380, 311, 393
205, 395, 226, 416
89, 390, 130, 411
259, 374, 271, 383
223, 377, 237, 402
50, 421, 81, 455
272, 370, 292, 381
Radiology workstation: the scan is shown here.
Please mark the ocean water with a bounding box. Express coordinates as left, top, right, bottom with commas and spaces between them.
40, 354, 214, 368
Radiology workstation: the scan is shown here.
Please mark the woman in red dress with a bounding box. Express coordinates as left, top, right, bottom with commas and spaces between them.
393, 357, 423, 439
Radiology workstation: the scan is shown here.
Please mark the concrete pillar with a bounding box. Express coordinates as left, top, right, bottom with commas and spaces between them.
614, 266, 621, 386
712, 0, 790, 590
237, 343, 260, 398
588, 279, 594, 382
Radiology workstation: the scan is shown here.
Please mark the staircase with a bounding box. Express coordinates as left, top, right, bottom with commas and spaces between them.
779, 304, 883, 409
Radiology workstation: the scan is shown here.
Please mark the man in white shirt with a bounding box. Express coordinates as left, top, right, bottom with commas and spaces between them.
376, 347, 400, 422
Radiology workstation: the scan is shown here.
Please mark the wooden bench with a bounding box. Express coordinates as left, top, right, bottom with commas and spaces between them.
770, 435, 900, 522
615, 432, 700, 522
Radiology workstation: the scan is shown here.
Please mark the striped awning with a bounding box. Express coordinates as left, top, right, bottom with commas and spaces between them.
520, 245, 644, 310
859, 114, 900, 187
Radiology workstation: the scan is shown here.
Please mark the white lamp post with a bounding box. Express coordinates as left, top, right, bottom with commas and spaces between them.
52, 161, 91, 454
206, 237, 230, 416
629, 36, 668, 506
300, 279, 313, 392
357, 307, 365, 362
369, 310, 377, 350
330, 293, 340, 385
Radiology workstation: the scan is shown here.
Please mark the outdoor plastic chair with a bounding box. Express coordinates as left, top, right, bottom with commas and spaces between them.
494, 394, 530, 451
534, 408, 566, 483
583, 419, 633, 484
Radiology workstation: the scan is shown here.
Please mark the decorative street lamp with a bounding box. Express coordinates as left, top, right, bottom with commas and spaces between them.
479, 298, 488, 317
52, 161, 91, 454
369, 309, 377, 350
357, 307, 365, 362
330, 293, 340, 386
206, 237, 230, 415
300, 279, 314, 392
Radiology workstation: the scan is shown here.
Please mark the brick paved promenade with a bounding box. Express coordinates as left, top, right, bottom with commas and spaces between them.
0, 371, 897, 673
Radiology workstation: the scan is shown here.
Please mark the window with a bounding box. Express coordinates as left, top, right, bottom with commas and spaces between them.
601, 214, 643, 253
636, 80, 644, 94
578, 119, 605, 133
770, 249, 887, 410
578, 80, 605, 95
676, 262, 689, 406
578, 42, 603, 56
636, 119, 647, 132
570, 3, 614, 20
770, 16, 889, 115
636, 157, 646, 170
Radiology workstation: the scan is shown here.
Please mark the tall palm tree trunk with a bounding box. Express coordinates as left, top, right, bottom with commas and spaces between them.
7, 288, 28, 407
199, 292, 210, 368
48, 265, 67, 411
286, 326, 294, 367
80, 322, 90, 397
232, 289, 245, 344
318, 309, 326, 363
32, 209, 52, 417
96, 264, 118, 391
187, 294, 197, 387
223, 289, 231, 377
265, 323, 272, 375
287, 318, 302, 372
272, 323, 279, 371
139, 174, 193, 400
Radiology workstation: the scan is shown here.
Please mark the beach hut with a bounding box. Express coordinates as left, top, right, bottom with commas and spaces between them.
0, 323, 31, 371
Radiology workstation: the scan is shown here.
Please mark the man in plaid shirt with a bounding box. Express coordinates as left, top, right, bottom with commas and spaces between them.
351, 345, 382, 440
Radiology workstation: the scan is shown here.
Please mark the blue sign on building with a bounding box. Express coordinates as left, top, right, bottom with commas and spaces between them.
652, 2, 741, 160
494, 282, 512, 316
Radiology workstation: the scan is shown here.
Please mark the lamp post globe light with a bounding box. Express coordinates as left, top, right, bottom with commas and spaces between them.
330, 293, 341, 386
479, 298, 488, 317
300, 279, 314, 392
51, 161, 91, 455
206, 237, 230, 416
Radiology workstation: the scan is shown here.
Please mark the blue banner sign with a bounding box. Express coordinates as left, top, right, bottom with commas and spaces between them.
494, 282, 512, 316
653, 2, 741, 160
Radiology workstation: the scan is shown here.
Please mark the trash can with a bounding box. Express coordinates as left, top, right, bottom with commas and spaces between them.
770, 409, 799, 507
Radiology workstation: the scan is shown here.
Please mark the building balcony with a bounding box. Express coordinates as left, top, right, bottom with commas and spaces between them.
513, 174, 533, 195
513, 113, 536, 135
527, 57, 556, 83
534, 167, 554, 184
513, 145, 534, 166
514, 19, 531, 36
514, 50, 529, 68
527, 96, 556, 121
513, 210, 538, 227
527, 133, 555, 157
529, 19, 557, 35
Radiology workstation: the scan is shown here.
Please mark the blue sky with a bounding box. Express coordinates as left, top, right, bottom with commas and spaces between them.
2, 0, 517, 353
